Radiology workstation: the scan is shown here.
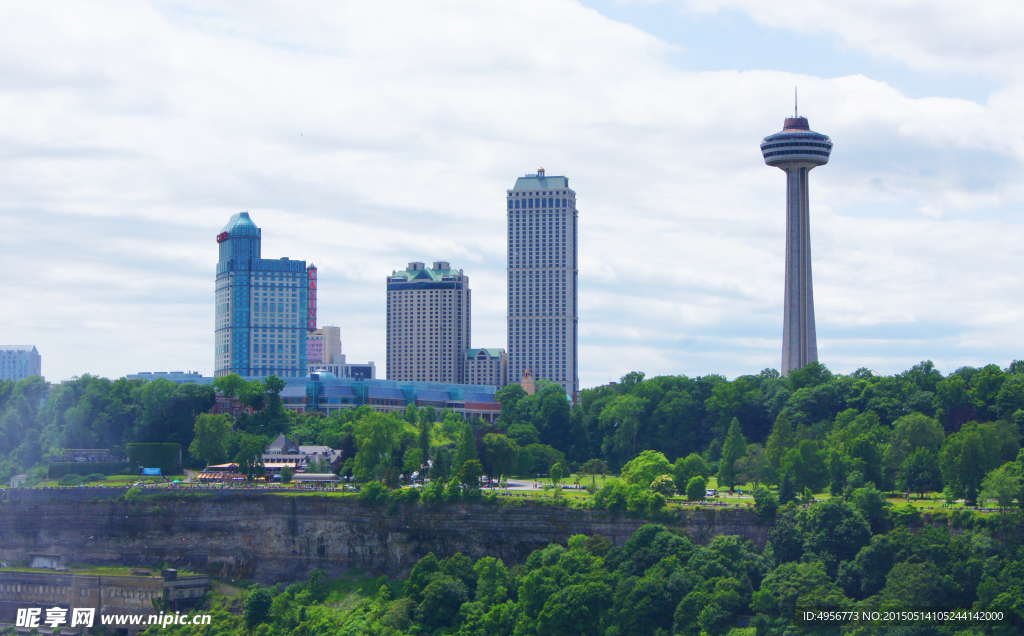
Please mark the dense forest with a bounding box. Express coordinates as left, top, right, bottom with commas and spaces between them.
5, 362, 1024, 633
140, 511, 1024, 636
4, 360, 1024, 507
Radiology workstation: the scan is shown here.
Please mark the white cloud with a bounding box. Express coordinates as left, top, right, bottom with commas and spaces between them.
1, 0, 1023, 386
676, 0, 1024, 77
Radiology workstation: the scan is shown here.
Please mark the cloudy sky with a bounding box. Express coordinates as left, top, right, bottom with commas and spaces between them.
3, 0, 1024, 386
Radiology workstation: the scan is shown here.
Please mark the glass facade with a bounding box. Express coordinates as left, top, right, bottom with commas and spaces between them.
215, 212, 310, 378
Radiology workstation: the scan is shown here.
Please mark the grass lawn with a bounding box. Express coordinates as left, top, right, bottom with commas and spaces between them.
0, 564, 197, 577
34, 474, 165, 488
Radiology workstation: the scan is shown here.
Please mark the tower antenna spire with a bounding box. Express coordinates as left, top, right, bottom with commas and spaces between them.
794, 87, 798, 118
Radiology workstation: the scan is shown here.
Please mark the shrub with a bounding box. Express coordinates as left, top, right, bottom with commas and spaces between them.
950, 509, 974, 529
58, 474, 83, 486
389, 487, 421, 504
47, 462, 128, 479
686, 476, 707, 502
887, 503, 923, 527
359, 481, 389, 506
753, 486, 778, 521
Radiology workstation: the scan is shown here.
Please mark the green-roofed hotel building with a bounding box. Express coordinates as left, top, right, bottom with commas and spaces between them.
215, 212, 313, 378
386, 261, 471, 383
507, 169, 579, 398
467, 348, 508, 386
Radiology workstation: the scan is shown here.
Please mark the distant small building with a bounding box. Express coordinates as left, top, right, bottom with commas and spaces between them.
262, 435, 341, 475
0, 569, 209, 625
9, 473, 27, 488
467, 348, 508, 387
307, 361, 377, 381
127, 371, 214, 385
0, 345, 41, 382
291, 473, 339, 483
209, 394, 257, 418
59, 449, 124, 463
303, 373, 501, 422
520, 369, 536, 396
198, 463, 247, 483
29, 554, 66, 570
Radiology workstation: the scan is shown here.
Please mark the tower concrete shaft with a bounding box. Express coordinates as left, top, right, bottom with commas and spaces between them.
761, 115, 832, 376
782, 164, 818, 376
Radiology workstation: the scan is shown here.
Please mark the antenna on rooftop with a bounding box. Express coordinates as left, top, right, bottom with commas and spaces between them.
794, 87, 798, 118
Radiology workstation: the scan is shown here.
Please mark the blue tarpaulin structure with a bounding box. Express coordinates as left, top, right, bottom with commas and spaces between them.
142, 468, 162, 476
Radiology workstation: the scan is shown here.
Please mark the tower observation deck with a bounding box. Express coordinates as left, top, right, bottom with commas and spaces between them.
761, 112, 832, 376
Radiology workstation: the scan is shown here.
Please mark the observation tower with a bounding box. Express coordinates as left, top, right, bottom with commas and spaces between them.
761, 99, 832, 376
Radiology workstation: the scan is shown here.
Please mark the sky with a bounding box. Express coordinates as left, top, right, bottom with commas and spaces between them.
3, 0, 1024, 387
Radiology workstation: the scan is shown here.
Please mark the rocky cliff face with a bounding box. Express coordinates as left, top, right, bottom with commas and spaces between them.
0, 491, 771, 584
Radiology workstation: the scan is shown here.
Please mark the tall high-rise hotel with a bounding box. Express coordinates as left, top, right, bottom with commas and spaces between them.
215, 212, 314, 378
386, 262, 470, 383
507, 169, 579, 397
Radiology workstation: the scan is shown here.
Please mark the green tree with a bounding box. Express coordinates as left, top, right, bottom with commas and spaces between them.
482, 433, 519, 481
850, 484, 889, 534
353, 412, 403, 482
717, 418, 746, 491
884, 412, 944, 485
686, 476, 706, 501
778, 470, 797, 505
673, 453, 710, 494
580, 458, 608, 486
234, 434, 266, 482
940, 424, 1002, 504
188, 413, 232, 467
801, 498, 871, 563
237, 379, 267, 415
403, 448, 424, 477
549, 462, 564, 487
495, 383, 528, 428
753, 485, 778, 520
650, 474, 676, 496
454, 421, 478, 469
979, 462, 1022, 511
788, 361, 834, 391
404, 404, 418, 424
417, 419, 431, 469
459, 459, 484, 495
620, 450, 672, 486
414, 576, 468, 630
782, 440, 829, 494
735, 443, 772, 489
473, 556, 510, 607
280, 465, 294, 483
900, 447, 941, 498
244, 588, 272, 627
598, 394, 649, 461
765, 413, 796, 484
212, 373, 245, 400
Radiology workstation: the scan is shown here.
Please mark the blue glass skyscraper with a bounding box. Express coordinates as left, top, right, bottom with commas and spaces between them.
215, 212, 312, 378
